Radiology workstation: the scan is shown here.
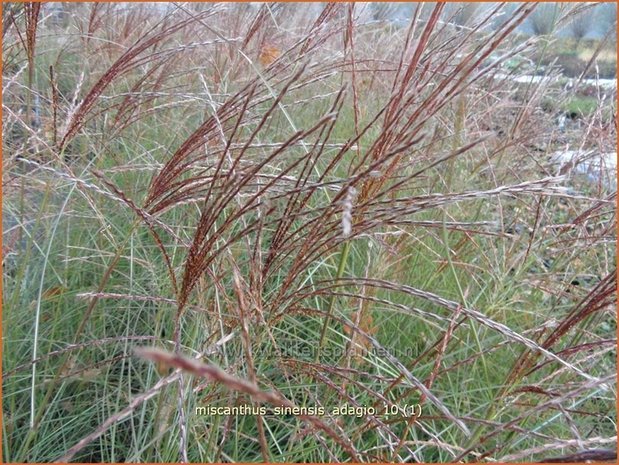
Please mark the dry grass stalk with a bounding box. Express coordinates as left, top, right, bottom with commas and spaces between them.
59, 8, 220, 150
133, 347, 360, 460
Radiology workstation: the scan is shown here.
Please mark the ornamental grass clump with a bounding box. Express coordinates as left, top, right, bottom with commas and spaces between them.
3, 2, 615, 462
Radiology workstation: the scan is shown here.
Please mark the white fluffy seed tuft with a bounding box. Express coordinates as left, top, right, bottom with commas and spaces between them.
341, 186, 357, 237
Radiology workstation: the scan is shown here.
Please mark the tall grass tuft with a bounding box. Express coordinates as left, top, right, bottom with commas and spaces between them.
2, 3, 616, 462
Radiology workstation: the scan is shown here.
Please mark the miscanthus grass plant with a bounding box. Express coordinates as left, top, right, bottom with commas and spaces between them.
3, 2, 616, 462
